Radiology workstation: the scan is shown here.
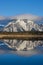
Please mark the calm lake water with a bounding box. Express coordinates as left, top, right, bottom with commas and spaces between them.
0, 40, 43, 65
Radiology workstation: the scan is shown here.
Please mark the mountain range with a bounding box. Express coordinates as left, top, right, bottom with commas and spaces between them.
1, 14, 43, 32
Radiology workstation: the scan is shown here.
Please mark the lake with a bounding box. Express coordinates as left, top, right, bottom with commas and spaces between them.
0, 40, 43, 65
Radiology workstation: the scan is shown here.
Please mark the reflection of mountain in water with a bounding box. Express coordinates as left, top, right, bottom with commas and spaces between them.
2, 39, 43, 51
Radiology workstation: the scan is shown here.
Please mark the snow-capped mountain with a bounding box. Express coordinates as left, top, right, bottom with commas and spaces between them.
0, 14, 42, 32
3, 15, 43, 32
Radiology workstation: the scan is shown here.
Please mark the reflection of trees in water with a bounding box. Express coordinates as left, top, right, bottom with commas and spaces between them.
2, 39, 43, 51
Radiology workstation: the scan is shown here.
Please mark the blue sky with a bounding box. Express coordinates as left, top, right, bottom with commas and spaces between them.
0, 0, 43, 16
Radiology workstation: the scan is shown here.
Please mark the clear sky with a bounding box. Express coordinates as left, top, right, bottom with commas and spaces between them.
0, 0, 43, 16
